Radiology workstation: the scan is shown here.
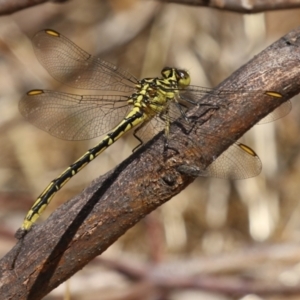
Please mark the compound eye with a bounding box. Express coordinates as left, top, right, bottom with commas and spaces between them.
177, 69, 191, 87
161, 67, 172, 78
177, 69, 188, 79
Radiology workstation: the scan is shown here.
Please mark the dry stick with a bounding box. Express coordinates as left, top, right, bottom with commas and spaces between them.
1, 28, 300, 300
0, 0, 68, 16
1, 0, 300, 15
159, 0, 300, 13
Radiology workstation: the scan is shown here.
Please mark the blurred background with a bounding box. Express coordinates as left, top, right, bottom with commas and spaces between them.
1, 0, 300, 299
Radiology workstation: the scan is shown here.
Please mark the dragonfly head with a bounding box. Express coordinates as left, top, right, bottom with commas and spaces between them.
161, 67, 191, 89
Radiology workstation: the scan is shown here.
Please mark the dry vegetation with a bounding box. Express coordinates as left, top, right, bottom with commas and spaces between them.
1, 0, 300, 299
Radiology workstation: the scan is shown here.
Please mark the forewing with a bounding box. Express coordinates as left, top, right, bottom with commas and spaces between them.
180, 85, 290, 123
32, 30, 137, 92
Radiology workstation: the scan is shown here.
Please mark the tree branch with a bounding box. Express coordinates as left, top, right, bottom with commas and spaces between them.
1, 27, 300, 299
0, 0, 67, 16
2, 0, 300, 15
158, 0, 300, 13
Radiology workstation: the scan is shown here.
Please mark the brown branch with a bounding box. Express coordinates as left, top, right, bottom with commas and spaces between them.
1, 27, 300, 299
1, 0, 300, 16
0, 0, 67, 16
158, 0, 300, 13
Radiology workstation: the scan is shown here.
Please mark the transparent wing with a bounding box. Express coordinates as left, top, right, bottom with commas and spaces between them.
258, 101, 292, 124
32, 29, 138, 92
180, 85, 291, 123
19, 90, 132, 140
176, 138, 262, 180
205, 142, 261, 179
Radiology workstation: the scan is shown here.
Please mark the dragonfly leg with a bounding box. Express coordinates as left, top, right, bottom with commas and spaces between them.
132, 123, 147, 152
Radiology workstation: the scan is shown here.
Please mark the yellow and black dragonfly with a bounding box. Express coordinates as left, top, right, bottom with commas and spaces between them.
18, 29, 287, 236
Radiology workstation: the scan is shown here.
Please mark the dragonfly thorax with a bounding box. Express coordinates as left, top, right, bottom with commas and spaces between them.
132, 68, 191, 117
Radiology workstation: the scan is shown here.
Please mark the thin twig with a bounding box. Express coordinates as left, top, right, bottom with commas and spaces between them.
0, 0, 67, 16
2, 0, 300, 16
158, 0, 300, 13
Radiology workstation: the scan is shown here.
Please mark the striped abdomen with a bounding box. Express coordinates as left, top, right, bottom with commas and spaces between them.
21, 107, 146, 232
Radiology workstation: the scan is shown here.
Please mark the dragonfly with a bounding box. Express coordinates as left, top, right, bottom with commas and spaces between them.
17, 29, 287, 236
